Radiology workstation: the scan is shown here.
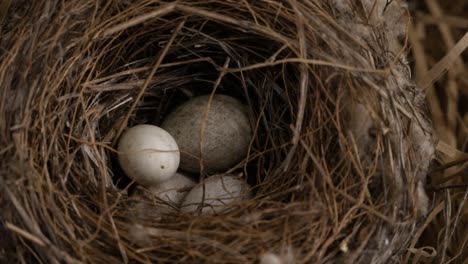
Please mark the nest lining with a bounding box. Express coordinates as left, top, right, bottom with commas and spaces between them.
0, 0, 435, 263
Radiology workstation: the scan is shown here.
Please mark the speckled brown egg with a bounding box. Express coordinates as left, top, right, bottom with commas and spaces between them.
161, 94, 252, 173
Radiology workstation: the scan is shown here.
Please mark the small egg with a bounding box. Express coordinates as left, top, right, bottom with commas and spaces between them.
134, 172, 196, 207
181, 174, 252, 214
118, 124, 179, 186
161, 94, 252, 173
259, 253, 283, 264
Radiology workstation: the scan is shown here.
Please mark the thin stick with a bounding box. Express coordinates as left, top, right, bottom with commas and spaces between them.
416, 28, 468, 90
100, 3, 177, 37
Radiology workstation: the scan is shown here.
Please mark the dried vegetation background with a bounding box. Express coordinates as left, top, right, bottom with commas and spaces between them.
0, 0, 466, 263
405, 0, 468, 263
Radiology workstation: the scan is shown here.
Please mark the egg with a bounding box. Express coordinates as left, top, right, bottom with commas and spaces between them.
134, 172, 196, 207
180, 174, 252, 214
161, 94, 252, 173
259, 253, 282, 264
118, 124, 179, 186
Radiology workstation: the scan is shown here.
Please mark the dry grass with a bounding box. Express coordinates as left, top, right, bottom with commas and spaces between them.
403, 0, 468, 263
0, 0, 453, 263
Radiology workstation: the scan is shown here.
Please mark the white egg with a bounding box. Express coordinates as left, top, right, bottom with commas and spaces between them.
161, 94, 252, 173
181, 174, 252, 214
135, 172, 196, 206
118, 124, 179, 186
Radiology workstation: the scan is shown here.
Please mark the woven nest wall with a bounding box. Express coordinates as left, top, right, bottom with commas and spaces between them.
0, 1, 436, 263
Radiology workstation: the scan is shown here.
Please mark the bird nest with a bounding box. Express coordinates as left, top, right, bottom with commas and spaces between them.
0, 1, 436, 263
